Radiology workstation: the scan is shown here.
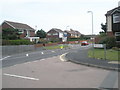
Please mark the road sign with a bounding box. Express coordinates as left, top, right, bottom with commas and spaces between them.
94, 44, 104, 48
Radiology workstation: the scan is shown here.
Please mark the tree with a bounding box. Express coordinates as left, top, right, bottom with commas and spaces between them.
36, 29, 46, 38
2, 28, 20, 40
101, 23, 107, 33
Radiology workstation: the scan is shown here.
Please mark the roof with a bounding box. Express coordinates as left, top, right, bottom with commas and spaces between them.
74, 30, 81, 34
4, 20, 35, 30
85, 34, 97, 38
65, 29, 81, 34
105, 6, 120, 16
50, 28, 64, 33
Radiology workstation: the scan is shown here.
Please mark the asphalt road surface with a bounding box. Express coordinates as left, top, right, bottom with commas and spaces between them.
1, 44, 119, 88
2, 44, 91, 68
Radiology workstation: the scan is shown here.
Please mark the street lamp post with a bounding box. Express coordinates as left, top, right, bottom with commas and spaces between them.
87, 11, 94, 58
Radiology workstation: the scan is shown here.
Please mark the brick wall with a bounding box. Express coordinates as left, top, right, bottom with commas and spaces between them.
107, 31, 114, 36
30, 30, 35, 37
2, 22, 13, 29
34, 43, 58, 48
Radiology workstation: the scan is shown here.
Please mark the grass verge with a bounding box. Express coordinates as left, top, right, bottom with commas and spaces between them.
88, 49, 119, 61
44, 45, 68, 50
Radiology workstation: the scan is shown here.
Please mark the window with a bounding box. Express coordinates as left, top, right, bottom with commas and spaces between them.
18, 29, 24, 34
115, 32, 120, 42
53, 33, 58, 35
47, 33, 51, 35
113, 13, 120, 23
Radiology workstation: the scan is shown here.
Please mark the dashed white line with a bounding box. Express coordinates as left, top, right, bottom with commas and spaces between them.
51, 51, 55, 53
41, 52, 44, 54
26, 54, 29, 57
0, 56, 11, 61
4, 73, 39, 81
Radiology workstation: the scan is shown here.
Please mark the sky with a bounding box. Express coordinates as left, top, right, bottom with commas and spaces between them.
1, 0, 120, 35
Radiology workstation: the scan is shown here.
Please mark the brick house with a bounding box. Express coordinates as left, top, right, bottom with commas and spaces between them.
2, 20, 39, 42
95, 4, 120, 44
105, 5, 120, 36
65, 29, 81, 38
46, 28, 67, 42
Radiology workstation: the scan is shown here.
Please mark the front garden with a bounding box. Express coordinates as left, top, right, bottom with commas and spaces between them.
89, 33, 120, 61
88, 48, 120, 61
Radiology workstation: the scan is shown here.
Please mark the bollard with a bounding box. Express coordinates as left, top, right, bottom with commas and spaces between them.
60, 44, 63, 50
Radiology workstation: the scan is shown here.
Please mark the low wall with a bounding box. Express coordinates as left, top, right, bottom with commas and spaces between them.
2, 45, 35, 56
34, 43, 58, 48
2, 41, 86, 56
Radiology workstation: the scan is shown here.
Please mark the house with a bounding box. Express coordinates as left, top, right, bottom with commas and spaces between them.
46, 28, 67, 42
105, 4, 120, 36
85, 34, 97, 39
65, 29, 81, 38
1, 20, 39, 42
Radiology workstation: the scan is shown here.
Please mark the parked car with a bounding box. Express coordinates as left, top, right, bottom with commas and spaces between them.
81, 41, 89, 46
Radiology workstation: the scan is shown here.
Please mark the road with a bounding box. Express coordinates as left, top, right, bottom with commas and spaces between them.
2, 44, 91, 68
1, 44, 119, 88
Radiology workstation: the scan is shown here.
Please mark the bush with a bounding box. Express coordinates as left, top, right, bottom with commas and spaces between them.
98, 36, 116, 49
2, 39, 34, 45
68, 36, 90, 41
112, 47, 119, 51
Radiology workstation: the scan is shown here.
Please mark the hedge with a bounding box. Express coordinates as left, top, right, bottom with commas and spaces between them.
98, 36, 116, 49
2, 39, 34, 45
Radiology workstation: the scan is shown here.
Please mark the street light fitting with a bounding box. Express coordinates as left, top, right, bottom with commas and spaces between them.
87, 11, 93, 14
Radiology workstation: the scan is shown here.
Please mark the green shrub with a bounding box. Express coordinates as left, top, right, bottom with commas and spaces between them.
98, 36, 116, 49
2, 39, 34, 45
112, 47, 119, 51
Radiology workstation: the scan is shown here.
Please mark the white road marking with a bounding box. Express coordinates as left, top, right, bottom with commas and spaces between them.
51, 51, 55, 53
40, 59, 45, 61
60, 53, 68, 62
0, 56, 11, 61
26, 54, 29, 57
4, 73, 39, 81
41, 52, 44, 54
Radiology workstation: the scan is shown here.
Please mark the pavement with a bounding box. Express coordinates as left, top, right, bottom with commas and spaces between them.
2, 56, 118, 88
63, 47, 120, 71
